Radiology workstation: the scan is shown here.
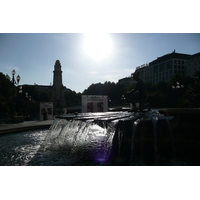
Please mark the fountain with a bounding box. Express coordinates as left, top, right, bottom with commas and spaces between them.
1, 108, 199, 166
29, 111, 176, 166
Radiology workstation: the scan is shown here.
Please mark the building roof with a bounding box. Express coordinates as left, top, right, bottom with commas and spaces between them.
149, 52, 191, 66
187, 52, 200, 59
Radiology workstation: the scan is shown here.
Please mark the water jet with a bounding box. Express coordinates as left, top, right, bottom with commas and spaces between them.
39, 111, 176, 165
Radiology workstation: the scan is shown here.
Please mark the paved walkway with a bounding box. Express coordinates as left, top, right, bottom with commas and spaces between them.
0, 120, 54, 135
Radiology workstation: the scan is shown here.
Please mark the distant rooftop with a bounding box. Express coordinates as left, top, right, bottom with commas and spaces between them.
188, 52, 200, 59
149, 51, 191, 66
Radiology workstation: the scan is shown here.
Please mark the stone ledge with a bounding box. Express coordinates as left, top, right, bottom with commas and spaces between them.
0, 120, 54, 136
12, 116, 24, 123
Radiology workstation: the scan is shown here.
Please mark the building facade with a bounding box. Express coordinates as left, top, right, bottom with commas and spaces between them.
135, 51, 192, 84
186, 52, 200, 77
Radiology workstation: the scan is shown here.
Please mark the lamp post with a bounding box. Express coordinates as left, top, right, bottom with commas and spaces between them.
172, 81, 184, 89
6, 70, 21, 117
121, 95, 126, 105
172, 81, 184, 107
19, 86, 23, 94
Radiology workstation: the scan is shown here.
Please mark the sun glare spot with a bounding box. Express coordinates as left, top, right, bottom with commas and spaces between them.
83, 33, 113, 59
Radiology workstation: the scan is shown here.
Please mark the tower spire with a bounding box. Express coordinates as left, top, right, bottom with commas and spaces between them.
53, 60, 63, 87
52, 60, 66, 111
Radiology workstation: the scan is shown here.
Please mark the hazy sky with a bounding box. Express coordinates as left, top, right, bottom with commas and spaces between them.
0, 33, 200, 93
1, 0, 200, 197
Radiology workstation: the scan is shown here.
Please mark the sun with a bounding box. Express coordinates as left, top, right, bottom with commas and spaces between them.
83, 33, 113, 59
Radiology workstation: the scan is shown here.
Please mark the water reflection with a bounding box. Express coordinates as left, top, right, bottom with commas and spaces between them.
0, 129, 48, 166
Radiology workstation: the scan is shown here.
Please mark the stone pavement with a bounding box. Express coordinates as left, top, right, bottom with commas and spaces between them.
0, 120, 54, 135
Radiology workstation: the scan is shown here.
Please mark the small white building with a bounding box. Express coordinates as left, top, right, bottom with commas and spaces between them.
40, 102, 54, 120
81, 95, 108, 113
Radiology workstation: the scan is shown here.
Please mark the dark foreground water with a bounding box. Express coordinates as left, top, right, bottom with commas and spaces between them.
0, 111, 194, 166
0, 128, 117, 166
0, 129, 48, 166
0, 112, 133, 166
0, 119, 117, 166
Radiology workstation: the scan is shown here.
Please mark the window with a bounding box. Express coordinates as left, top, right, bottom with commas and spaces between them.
159, 63, 165, 72
166, 60, 172, 70
153, 65, 158, 73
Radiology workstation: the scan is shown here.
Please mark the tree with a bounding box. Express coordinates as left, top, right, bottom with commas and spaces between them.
183, 70, 200, 107
82, 81, 127, 105
65, 90, 81, 106
0, 72, 15, 114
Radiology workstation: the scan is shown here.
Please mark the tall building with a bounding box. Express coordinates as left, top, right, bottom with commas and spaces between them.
20, 60, 71, 115
51, 60, 66, 109
186, 52, 200, 77
135, 51, 191, 84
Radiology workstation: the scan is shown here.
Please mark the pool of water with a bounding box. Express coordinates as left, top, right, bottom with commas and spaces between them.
0, 129, 48, 166
0, 111, 193, 166
0, 129, 98, 166
0, 123, 116, 166
0, 129, 85, 166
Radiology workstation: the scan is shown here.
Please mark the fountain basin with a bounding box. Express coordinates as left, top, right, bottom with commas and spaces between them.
53, 110, 200, 165
52, 111, 177, 165
1, 110, 199, 165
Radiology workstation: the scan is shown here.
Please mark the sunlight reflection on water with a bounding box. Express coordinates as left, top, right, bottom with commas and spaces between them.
0, 129, 48, 166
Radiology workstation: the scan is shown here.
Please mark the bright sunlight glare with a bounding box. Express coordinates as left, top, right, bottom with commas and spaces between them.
83, 33, 113, 59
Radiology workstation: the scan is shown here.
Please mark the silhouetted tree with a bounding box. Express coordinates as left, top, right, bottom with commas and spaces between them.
0, 72, 16, 114
82, 81, 127, 105
65, 90, 81, 106
182, 70, 200, 107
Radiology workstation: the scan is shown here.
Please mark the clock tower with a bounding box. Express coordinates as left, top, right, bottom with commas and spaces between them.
52, 60, 66, 111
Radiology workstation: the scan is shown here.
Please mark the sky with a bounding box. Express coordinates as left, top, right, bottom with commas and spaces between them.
0, 33, 200, 93
1, 0, 200, 198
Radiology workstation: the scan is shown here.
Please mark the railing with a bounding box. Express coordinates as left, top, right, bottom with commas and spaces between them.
136, 63, 149, 70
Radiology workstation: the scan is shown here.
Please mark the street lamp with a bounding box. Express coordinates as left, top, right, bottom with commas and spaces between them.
121, 95, 126, 101
172, 81, 184, 108
172, 81, 184, 89
6, 70, 21, 84
6, 69, 21, 117
19, 86, 23, 93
